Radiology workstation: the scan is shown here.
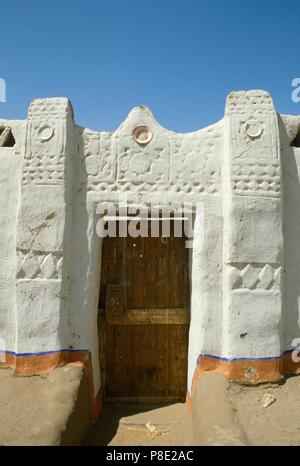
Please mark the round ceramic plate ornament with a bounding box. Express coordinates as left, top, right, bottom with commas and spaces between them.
38, 125, 54, 142
132, 125, 153, 145
243, 121, 263, 139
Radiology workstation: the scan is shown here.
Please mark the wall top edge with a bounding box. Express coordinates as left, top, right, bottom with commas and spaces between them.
0, 90, 298, 138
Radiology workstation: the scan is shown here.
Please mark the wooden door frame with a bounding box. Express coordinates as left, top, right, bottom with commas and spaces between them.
97, 204, 195, 401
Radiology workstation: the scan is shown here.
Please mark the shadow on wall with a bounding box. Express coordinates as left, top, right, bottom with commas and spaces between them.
64, 126, 89, 350
291, 131, 300, 148
279, 116, 300, 354
61, 124, 102, 389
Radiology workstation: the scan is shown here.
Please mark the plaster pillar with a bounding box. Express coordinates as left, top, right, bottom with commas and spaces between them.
222, 90, 283, 382
15, 98, 75, 361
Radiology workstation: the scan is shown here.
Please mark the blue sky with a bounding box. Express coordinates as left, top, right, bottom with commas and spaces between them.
1, 0, 299, 131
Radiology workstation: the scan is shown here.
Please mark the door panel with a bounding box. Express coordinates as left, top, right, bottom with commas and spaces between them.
99, 224, 190, 402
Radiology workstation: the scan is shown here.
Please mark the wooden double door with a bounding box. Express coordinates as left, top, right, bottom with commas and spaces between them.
99, 227, 190, 402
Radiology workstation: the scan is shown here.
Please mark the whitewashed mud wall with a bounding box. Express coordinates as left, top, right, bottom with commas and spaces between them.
0, 91, 299, 413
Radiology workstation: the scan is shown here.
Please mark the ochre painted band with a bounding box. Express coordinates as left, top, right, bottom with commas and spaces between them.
186, 351, 300, 413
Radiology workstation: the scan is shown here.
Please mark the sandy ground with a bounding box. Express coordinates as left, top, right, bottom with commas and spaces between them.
229, 375, 300, 446
83, 402, 195, 446
84, 373, 300, 446
0, 364, 89, 446
1, 364, 300, 446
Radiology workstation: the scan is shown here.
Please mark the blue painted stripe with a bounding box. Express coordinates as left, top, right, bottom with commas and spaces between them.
0, 348, 295, 362
198, 348, 294, 363
0, 348, 90, 357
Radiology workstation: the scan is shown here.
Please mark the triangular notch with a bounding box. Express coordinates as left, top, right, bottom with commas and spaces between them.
0, 127, 15, 147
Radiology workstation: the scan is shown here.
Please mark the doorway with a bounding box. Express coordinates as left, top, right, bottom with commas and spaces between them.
98, 222, 190, 402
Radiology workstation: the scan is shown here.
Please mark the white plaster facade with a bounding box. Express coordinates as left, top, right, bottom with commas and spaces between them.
0, 90, 300, 404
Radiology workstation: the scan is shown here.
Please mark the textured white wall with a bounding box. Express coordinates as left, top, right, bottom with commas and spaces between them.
0, 93, 299, 394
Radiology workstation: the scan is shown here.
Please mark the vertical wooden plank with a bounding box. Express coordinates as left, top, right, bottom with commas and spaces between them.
105, 325, 116, 397
149, 324, 170, 397
125, 235, 147, 309
169, 229, 189, 309
113, 324, 131, 397
146, 236, 170, 310
168, 324, 189, 398
99, 237, 108, 309
98, 313, 107, 394
99, 236, 125, 308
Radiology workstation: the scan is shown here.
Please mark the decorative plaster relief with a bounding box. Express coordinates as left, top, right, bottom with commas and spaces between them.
170, 125, 222, 193
22, 155, 64, 185
117, 143, 169, 184
230, 115, 278, 160
38, 126, 54, 142
226, 92, 279, 161
86, 180, 218, 195
27, 98, 70, 121
23, 98, 71, 185
84, 110, 222, 194
16, 249, 63, 280
84, 131, 115, 184
228, 263, 281, 291
232, 160, 281, 197
242, 120, 263, 139
226, 92, 275, 116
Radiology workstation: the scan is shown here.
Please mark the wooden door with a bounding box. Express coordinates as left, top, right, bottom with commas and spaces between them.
98, 224, 190, 402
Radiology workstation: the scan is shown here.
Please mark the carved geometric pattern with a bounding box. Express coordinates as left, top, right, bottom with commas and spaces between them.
227, 91, 279, 162
170, 124, 222, 193
228, 263, 281, 291
227, 92, 275, 116
84, 131, 115, 184
231, 115, 278, 161
86, 180, 218, 195
23, 98, 70, 185
16, 249, 63, 280
232, 160, 281, 197
22, 156, 64, 185
85, 123, 222, 195
118, 144, 169, 184
28, 98, 70, 121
